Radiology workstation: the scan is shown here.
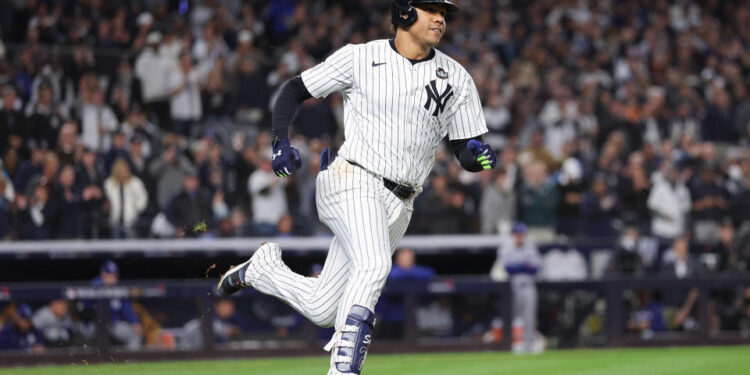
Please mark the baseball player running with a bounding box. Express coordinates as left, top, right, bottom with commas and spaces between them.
218, 1, 497, 373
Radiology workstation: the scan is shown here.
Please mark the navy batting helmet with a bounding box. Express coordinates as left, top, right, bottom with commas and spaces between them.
391, 0, 460, 29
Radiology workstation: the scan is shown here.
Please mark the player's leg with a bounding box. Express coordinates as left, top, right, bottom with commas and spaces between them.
522, 285, 538, 353
246, 238, 349, 327
511, 284, 524, 353
328, 181, 414, 327
313, 160, 391, 374
320, 166, 414, 374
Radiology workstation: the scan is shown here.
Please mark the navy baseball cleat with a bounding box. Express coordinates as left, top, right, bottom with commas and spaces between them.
217, 259, 252, 296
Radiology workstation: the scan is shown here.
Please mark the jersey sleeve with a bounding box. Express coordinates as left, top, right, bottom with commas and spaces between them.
445, 74, 488, 140
300, 44, 354, 98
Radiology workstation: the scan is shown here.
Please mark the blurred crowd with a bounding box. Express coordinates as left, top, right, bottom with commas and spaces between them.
0, 259, 305, 352
0, 0, 749, 262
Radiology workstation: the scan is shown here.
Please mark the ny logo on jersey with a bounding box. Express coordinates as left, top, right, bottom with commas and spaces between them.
423, 80, 454, 117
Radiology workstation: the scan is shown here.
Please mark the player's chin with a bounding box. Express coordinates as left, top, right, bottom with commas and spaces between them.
426, 34, 442, 47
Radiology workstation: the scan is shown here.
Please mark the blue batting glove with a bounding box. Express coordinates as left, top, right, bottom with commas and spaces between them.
467, 140, 497, 170
271, 137, 301, 177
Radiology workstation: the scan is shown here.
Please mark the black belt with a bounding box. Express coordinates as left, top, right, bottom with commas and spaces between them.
346, 160, 416, 200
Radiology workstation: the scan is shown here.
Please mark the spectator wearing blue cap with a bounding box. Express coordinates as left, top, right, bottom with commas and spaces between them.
0, 303, 45, 353
491, 222, 542, 354
376, 248, 436, 339
91, 260, 143, 350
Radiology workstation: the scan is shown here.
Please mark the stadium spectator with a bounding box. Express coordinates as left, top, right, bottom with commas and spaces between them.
12, 142, 46, 195
608, 227, 650, 277
555, 158, 585, 237
0, 303, 44, 353
579, 174, 621, 239
135, 31, 174, 129
181, 298, 249, 349
247, 153, 287, 236
519, 161, 558, 242
102, 131, 131, 176
203, 56, 232, 122
700, 222, 735, 274
482, 92, 511, 149
232, 56, 268, 126
74, 148, 106, 238
0, 0, 748, 249
104, 159, 148, 239
168, 51, 203, 137
16, 183, 55, 240
689, 164, 728, 245
616, 152, 652, 232
0, 85, 28, 160
647, 164, 691, 242
661, 237, 700, 279
0, 175, 11, 239
198, 140, 231, 195
419, 175, 469, 234
627, 290, 667, 336
25, 81, 68, 150
91, 260, 142, 350
120, 106, 159, 160
79, 87, 117, 153
480, 167, 516, 235
126, 134, 150, 190
24, 151, 59, 198
148, 141, 195, 210
165, 172, 213, 238
54, 122, 77, 167
32, 299, 75, 347
729, 160, 750, 227
518, 129, 558, 174
377, 248, 435, 339
390, 248, 436, 282
52, 165, 85, 238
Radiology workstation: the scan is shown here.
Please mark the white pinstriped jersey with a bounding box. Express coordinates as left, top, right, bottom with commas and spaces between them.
300, 39, 488, 187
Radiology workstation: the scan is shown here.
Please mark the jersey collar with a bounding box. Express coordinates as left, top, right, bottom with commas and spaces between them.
388, 39, 435, 65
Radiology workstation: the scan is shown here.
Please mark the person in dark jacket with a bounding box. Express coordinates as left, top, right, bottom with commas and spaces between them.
75, 148, 106, 238
580, 174, 621, 239
17, 183, 56, 239
52, 165, 85, 238
165, 172, 213, 237
0, 85, 29, 160
25, 81, 68, 150
91, 260, 142, 349
0, 303, 45, 353
376, 248, 435, 339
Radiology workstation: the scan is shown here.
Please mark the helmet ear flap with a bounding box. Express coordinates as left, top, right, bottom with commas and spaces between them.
391, 0, 418, 29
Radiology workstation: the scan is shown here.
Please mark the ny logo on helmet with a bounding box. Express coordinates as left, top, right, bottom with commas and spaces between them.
424, 80, 454, 116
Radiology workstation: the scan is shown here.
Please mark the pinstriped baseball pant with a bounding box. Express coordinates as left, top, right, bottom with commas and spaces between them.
249, 156, 412, 332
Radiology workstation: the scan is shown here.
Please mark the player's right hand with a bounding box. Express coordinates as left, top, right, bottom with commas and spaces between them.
271, 137, 301, 177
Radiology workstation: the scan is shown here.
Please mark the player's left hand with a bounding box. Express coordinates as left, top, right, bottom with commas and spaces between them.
467, 140, 497, 170
271, 137, 302, 177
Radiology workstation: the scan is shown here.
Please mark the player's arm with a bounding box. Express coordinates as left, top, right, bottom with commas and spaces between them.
270, 44, 354, 178
269, 76, 311, 177
445, 73, 497, 172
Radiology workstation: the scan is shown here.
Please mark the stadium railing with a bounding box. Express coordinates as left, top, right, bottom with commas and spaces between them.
1, 275, 749, 366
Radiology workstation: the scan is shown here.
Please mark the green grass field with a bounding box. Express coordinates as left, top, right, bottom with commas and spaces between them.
1, 346, 748, 375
